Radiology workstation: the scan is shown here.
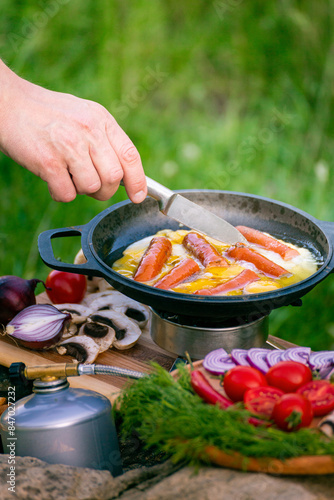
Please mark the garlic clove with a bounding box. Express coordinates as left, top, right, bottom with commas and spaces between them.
73, 249, 103, 293
57, 335, 100, 364
73, 248, 87, 265
88, 310, 142, 350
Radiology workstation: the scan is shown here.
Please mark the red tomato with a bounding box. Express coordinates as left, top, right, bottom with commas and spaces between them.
296, 380, 334, 417
272, 393, 313, 432
265, 361, 312, 393
223, 366, 267, 402
45, 270, 87, 304
244, 386, 285, 419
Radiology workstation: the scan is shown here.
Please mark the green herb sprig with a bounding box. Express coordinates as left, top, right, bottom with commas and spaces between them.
116, 364, 334, 466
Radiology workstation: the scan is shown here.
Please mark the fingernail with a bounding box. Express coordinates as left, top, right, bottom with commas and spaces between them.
132, 190, 146, 203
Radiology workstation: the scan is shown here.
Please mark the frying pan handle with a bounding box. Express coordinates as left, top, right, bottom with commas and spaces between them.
37, 226, 105, 277
317, 220, 334, 274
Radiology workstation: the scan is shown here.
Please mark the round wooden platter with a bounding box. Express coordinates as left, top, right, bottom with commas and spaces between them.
181, 360, 334, 475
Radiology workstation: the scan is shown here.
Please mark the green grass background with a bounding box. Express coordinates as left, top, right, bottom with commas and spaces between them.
0, 0, 333, 350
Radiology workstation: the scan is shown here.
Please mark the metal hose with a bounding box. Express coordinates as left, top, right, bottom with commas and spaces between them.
78, 363, 146, 379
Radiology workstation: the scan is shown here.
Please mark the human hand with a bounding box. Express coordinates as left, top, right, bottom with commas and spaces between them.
0, 61, 147, 203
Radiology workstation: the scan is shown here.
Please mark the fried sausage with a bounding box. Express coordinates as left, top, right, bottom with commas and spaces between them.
154, 258, 200, 290
133, 236, 172, 282
194, 269, 259, 295
227, 246, 289, 277
183, 232, 228, 268
236, 226, 300, 260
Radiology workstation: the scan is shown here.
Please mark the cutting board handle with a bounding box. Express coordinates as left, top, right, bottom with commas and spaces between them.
38, 226, 105, 277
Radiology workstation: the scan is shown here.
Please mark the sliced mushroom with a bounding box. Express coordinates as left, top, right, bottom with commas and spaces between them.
86, 291, 150, 328
55, 303, 92, 324
116, 305, 150, 329
97, 279, 115, 292
87, 276, 107, 294
54, 303, 92, 339
82, 290, 117, 307
56, 335, 100, 364
88, 310, 142, 350
78, 322, 115, 353
61, 321, 79, 340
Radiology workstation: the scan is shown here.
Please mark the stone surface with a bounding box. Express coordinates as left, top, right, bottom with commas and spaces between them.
1, 454, 334, 500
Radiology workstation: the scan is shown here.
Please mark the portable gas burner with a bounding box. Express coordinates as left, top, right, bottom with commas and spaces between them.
150, 308, 269, 359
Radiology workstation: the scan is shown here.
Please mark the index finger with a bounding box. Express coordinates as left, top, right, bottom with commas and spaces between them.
106, 118, 147, 203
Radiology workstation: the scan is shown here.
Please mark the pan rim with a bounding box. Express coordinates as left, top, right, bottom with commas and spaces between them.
85, 189, 333, 305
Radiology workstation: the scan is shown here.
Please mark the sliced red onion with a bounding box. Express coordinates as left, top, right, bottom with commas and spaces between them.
203, 348, 236, 375
230, 349, 250, 366
266, 349, 284, 367
280, 346, 311, 364
309, 351, 334, 378
309, 351, 334, 369
6, 304, 70, 350
247, 348, 271, 373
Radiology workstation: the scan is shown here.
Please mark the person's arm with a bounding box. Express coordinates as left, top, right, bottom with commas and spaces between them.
0, 60, 147, 203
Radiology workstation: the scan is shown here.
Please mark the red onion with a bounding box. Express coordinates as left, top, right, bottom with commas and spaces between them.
5, 304, 70, 350
0, 275, 46, 325
230, 349, 250, 366
280, 346, 311, 364
203, 346, 334, 380
203, 348, 236, 375
266, 349, 284, 367
246, 348, 271, 373
309, 351, 334, 378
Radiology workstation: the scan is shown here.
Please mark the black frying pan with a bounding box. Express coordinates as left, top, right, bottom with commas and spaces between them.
38, 190, 334, 322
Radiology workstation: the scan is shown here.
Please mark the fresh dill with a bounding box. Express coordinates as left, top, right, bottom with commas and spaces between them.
115, 364, 334, 466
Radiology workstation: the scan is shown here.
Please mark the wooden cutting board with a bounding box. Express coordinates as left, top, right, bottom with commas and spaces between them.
0, 293, 176, 403
0, 292, 294, 404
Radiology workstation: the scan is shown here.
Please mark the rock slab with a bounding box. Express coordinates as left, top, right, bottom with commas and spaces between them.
0, 454, 334, 500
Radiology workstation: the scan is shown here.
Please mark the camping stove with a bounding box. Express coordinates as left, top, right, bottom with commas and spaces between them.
150, 309, 269, 360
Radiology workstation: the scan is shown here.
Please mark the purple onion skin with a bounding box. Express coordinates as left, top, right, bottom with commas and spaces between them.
17, 330, 64, 350
0, 276, 45, 325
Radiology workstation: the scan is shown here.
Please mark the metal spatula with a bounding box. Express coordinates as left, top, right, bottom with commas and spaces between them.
130, 177, 247, 244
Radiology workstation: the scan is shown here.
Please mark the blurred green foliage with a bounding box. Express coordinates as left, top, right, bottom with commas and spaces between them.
0, 0, 333, 349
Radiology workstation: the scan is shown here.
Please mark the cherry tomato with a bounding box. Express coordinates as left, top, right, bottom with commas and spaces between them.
265, 361, 312, 393
244, 386, 285, 419
272, 393, 313, 431
223, 366, 267, 402
45, 270, 87, 304
296, 380, 334, 417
